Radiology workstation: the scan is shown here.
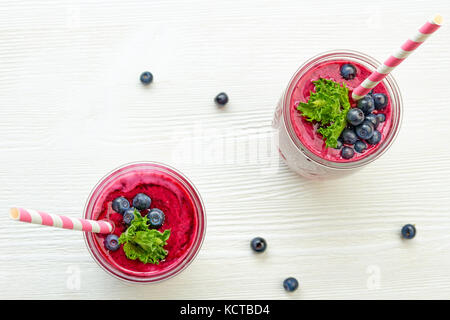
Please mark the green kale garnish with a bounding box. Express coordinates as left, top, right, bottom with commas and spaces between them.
118, 209, 170, 264
297, 78, 351, 148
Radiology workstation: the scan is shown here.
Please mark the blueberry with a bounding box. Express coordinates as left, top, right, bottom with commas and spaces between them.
401, 224, 416, 239
366, 130, 381, 145
132, 193, 151, 211
376, 113, 386, 123
140, 71, 153, 85
340, 64, 357, 80
373, 93, 388, 110
354, 140, 367, 153
355, 121, 374, 140
111, 197, 130, 214
214, 92, 229, 106
147, 208, 165, 229
283, 277, 299, 292
341, 146, 354, 159
365, 114, 379, 129
334, 138, 343, 150
341, 128, 358, 145
123, 209, 135, 226
250, 237, 267, 253
104, 234, 120, 251
357, 95, 375, 115
346, 108, 365, 126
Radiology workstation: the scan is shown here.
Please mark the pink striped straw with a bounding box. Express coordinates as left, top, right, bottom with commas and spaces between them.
352, 14, 443, 100
9, 207, 114, 234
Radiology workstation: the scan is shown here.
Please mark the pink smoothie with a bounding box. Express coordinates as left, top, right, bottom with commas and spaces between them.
289, 60, 392, 162
91, 168, 198, 277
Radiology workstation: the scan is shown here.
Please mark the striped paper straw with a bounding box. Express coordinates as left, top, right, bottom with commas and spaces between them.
352, 14, 443, 100
9, 207, 114, 234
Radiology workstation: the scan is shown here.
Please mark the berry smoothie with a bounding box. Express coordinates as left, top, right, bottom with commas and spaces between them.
273, 51, 402, 178
289, 60, 392, 163
84, 163, 206, 283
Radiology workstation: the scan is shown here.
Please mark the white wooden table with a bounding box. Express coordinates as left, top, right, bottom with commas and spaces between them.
1, 0, 450, 300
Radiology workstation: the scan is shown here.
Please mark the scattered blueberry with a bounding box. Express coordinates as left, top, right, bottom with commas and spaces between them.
357, 95, 375, 115
123, 210, 135, 225
334, 138, 343, 150
340, 64, 357, 80
341, 128, 358, 145
376, 113, 386, 123
401, 224, 416, 239
283, 277, 299, 292
104, 234, 120, 251
250, 237, 267, 253
215, 92, 229, 106
132, 193, 151, 211
346, 108, 365, 126
140, 71, 153, 85
355, 121, 374, 140
111, 197, 130, 214
366, 130, 381, 145
341, 146, 354, 159
354, 140, 367, 153
147, 208, 165, 229
365, 114, 379, 129
373, 93, 388, 110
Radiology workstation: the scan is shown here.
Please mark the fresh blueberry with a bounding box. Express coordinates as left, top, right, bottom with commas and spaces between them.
365, 114, 379, 129
250, 237, 267, 253
132, 193, 151, 211
111, 197, 130, 214
355, 121, 374, 140
283, 277, 299, 292
334, 138, 343, 150
376, 113, 386, 123
340, 64, 357, 80
104, 234, 120, 251
373, 93, 388, 110
401, 224, 416, 239
341, 146, 354, 159
140, 71, 153, 85
357, 95, 375, 115
366, 130, 381, 145
123, 209, 135, 225
214, 92, 229, 106
346, 108, 365, 126
147, 208, 165, 229
341, 128, 358, 145
354, 140, 367, 153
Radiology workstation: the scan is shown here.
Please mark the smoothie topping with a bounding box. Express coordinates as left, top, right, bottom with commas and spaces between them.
104, 234, 120, 251
147, 208, 165, 229
122, 208, 136, 226
118, 209, 171, 264
373, 93, 388, 110
297, 78, 351, 148
112, 197, 130, 214
132, 193, 152, 211
340, 63, 357, 80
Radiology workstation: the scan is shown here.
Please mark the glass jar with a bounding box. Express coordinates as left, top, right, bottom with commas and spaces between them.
83, 162, 206, 283
273, 50, 403, 179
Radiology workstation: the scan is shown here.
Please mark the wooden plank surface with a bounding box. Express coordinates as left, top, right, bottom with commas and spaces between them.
1, 0, 450, 299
